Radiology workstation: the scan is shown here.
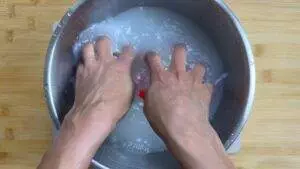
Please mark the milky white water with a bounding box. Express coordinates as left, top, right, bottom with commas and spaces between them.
74, 7, 226, 168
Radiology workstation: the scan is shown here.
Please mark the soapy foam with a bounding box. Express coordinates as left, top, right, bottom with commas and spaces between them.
74, 7, 225, 164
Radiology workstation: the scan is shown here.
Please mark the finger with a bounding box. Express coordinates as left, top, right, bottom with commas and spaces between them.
77, 64, 84, 76
76, 64, 84, 86
95, 36, 112, 62
206, 83, 214, 94
169, 43, 187, 73
82, 43, 95, 66
145, 51, 163, 81
192, 64, 206, 83
204, 83, 214, 104
119, 45, 133, 60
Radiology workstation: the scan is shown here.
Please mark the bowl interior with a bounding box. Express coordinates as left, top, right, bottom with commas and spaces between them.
45, 0, 252, 168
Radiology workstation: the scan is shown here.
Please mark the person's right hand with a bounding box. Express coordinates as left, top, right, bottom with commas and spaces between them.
144, 45, 236, 169
144, 44, 214, 143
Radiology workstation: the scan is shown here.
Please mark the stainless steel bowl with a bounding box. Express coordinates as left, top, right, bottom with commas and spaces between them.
44, 0, 255, 168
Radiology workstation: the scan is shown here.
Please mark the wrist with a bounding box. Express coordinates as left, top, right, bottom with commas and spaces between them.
45, 109, 116, 169
165, 124, 233, 169
55, 107, 116, 153
61, 108, 116, 144
165, 119, 214, 143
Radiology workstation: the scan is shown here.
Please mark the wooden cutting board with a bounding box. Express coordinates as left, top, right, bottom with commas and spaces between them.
0, 0, 299, 169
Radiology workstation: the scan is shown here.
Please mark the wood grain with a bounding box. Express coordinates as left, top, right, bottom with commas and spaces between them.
0, 0, 299, 169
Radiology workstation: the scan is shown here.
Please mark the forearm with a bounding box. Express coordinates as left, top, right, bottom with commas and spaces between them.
165, 124, 236, 169
37, 131, 97, 169
38, 109, 115, 169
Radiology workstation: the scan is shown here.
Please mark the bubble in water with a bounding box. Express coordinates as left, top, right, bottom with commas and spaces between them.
74, 7, 225, 155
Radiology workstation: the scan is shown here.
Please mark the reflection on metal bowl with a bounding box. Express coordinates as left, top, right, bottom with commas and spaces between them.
44, 0, 255, 168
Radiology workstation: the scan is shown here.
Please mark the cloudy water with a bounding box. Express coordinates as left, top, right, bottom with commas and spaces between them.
74, 7, 226, 160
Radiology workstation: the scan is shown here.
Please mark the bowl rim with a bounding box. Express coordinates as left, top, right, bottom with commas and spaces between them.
44, 0, 255, 168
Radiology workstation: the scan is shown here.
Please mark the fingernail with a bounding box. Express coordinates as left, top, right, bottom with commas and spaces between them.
174, 43, 187, 51
144, 51, 158, 62
145, 51, 157, 57
95, 35, 110, 43
122, 45, 132, 53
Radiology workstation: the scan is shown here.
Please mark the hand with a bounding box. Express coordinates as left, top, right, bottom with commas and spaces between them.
144, 45, 235, 169
144, 44, 213, 142
37, 37, 134, 169
65, 36, 134, 141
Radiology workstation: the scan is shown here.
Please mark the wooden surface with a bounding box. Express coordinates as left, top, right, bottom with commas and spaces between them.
0, 0, 299, 168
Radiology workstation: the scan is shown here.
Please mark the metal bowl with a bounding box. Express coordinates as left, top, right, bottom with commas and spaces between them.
44, 0, 255, 168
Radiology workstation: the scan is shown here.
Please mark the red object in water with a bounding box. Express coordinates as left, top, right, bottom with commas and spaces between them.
138, 89, 146, 100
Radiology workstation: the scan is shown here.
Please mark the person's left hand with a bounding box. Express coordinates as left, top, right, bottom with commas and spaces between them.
63, 36, 134, 142
38, 37, 134, 169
